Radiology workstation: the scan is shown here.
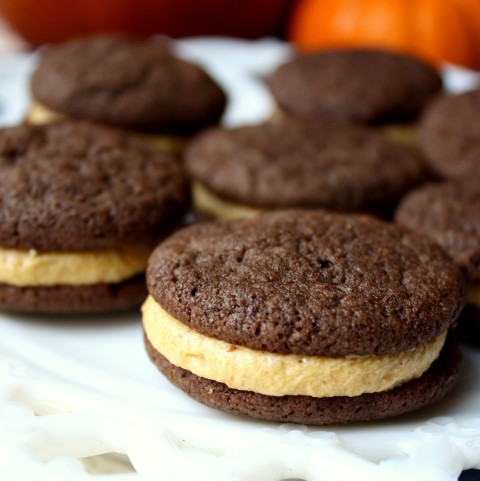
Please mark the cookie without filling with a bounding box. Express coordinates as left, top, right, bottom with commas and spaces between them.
268, 49, 442, 125
418, 89, 480, 179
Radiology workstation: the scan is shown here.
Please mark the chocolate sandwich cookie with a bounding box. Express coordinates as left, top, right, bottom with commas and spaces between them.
0, 121, 190, 313
418, 89, 480, 179
184, 120, 427, 220
143, 210, 465, 424
395, 181, 480, 345
268, 49, 442, 125
29, 34, 227, 152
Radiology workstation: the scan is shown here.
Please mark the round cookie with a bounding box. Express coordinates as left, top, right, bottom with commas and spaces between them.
143, 210, 465, 424
267, 49, 442, 125
0, 120, 190, 313
29, 34, 227, 151
418, 89, 480, 179
395, 180, 480, 345
184, 120, 427, 219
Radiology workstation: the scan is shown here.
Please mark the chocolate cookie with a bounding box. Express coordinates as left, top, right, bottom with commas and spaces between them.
395, 180, 480, 344
0, 276, 146, 313
268, 49, 442, 125
418, 89, 480, 179
143, 210, 465, 424
395, 181, 480, 281
29, 34, 226, 135
0, 121, 190, 313
184, 120, 427, 219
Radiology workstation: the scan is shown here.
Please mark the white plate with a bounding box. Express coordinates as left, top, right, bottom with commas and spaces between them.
0, 38, 479, 481
1, 309, 480, 481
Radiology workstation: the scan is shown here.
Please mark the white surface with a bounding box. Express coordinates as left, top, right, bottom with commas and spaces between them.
0, 38, 479, 481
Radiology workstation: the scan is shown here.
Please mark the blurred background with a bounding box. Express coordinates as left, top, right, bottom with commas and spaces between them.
0, 0, 294, 51
0, 0, 480, 69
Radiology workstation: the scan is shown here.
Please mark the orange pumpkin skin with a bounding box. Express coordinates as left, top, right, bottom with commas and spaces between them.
0, 0, 293, 46
288, 0, 480, 69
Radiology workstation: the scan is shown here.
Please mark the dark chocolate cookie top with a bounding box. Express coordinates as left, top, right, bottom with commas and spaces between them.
418, 89, 480, 179
147, 210, 464, 357
268, 49, 442, 124
185, 120, 426, 212
0, 121, 190, 251
31, 34, 227, 132
395, 181, 480, 282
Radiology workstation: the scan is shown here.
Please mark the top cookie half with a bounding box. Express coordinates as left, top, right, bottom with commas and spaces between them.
268, 49, 442, 124
0, 121, 190, 252
418, 89, 480, 179
395, 180, 480, 282
30, 34, 227, 133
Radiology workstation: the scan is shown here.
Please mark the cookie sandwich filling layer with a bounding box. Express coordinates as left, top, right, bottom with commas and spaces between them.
272, 108, 416, 146
0, 245, 152, 286
142, 295, 447, 398
27, 101, 186, 154
192, 181, 261, 220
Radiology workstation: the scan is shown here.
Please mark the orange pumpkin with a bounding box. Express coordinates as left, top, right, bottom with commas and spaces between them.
288, 0, 480, 69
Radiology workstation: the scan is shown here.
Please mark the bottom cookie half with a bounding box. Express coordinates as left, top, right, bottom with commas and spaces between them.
0, 274, 147, 313
145, 333, 461, 425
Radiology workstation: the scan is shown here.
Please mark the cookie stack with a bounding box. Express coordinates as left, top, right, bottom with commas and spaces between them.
0, 34, 228, 313
394, 87, 480, 345
1, 37, 473, 424
141, 46, 473, 424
